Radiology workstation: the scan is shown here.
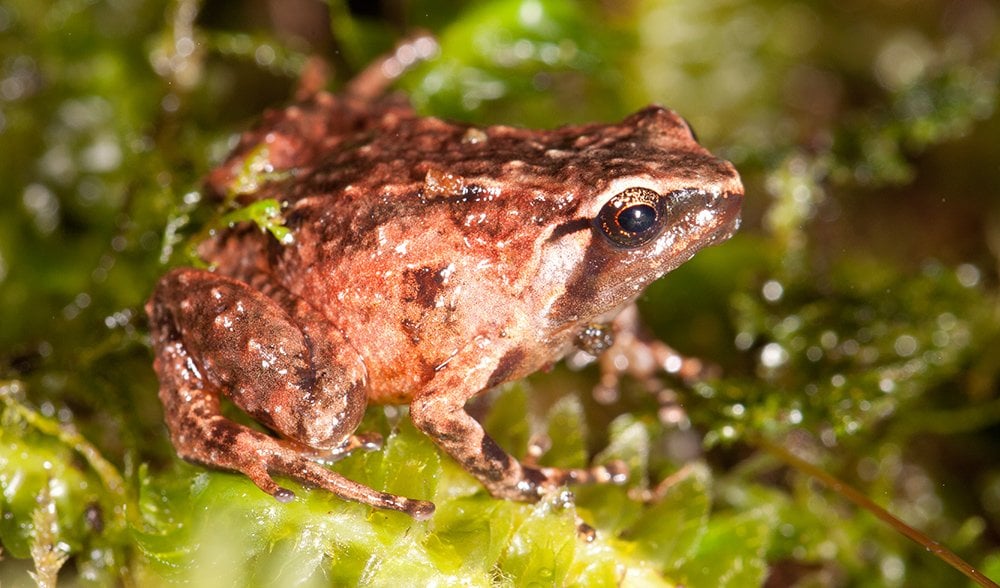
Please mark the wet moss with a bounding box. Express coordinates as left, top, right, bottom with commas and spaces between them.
1, 0, 999, 585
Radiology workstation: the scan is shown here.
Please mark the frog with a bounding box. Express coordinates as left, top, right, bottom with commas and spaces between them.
146, 36, 744, 520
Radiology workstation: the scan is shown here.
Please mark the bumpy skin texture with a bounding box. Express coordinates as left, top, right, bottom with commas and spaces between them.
147, 47, 744, 519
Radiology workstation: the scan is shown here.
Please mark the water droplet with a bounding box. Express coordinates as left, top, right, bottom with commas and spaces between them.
894, 334, 918, 357
760, 342, 788, 368
956, 263, 980, 287
761, 279, 784, 302
820, 330, 838, 349
734, 331, 754, 350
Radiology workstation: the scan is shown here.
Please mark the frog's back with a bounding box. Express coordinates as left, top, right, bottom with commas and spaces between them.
205, 91, 416, 200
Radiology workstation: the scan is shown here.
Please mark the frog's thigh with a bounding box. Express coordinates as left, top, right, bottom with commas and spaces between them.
147, 269, 433, 518
149, 268, 367, 449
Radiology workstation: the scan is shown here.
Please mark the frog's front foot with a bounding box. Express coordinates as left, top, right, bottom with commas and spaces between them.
410, 389, 627, 504
493, 461, 629, 503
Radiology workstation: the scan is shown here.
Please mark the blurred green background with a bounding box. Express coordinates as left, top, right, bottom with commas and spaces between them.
1, 0, 999, 585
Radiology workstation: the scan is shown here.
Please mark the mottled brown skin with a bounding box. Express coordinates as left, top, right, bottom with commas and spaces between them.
147, 41, 744, 519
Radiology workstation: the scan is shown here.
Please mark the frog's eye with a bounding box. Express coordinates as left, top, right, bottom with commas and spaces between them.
595, 187, 667, 248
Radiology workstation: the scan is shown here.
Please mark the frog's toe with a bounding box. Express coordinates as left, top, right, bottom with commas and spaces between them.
352, 431, 383, 452
268, 451, 436, 519
540, 460, 630, 487
600, 460, 630, 484
274, 487, 296, 503
305, 431, 384, 463
235, 458, 296, 502
406, 499, 436, 521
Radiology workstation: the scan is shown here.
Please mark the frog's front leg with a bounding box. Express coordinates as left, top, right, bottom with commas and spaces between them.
147, 268, 434, 519
409, 343, 626, 502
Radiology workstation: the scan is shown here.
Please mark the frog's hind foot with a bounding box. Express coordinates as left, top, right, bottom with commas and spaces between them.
187, 413, 434, 519
267, 443, 436, 520
301, 430, 384, 464
588, 303, 718, 406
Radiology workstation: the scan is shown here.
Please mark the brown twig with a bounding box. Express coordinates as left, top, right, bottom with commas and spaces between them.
758, 436, 998, 588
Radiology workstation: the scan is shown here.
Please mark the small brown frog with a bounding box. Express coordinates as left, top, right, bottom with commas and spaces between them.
147, 37, 743, 519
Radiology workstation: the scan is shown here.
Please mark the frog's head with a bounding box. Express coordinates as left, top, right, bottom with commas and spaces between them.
533, 106, 744, 330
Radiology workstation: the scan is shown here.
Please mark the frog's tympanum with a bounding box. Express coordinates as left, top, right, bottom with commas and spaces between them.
147, 39, 743, 520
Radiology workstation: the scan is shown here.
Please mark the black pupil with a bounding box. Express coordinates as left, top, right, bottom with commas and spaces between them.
618, 204, 657, 234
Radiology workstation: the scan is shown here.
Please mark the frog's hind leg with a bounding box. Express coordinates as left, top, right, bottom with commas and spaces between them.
146, 268, 434, 519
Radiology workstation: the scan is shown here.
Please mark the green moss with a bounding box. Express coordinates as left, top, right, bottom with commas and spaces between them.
2, 0, 1000, 585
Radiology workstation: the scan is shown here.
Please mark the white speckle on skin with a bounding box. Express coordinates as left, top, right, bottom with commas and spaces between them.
185, 357, 202, 380
395, 240, 409, 255
695, 209, 714, 226
651, 233, 675, 256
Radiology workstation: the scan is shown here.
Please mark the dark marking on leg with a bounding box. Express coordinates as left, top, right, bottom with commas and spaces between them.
486, 347, 527, 388
479, 435, 515, 481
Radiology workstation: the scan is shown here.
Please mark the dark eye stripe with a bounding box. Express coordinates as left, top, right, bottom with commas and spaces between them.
546, 217, 592, 242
